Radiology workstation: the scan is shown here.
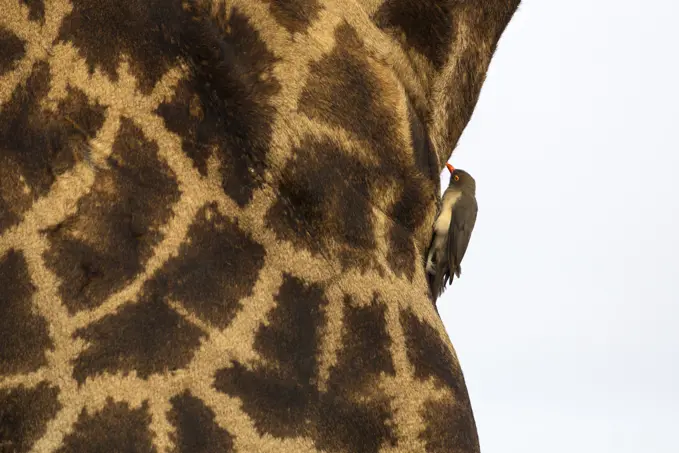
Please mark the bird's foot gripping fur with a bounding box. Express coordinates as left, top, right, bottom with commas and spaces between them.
425, 231, 448, 299
425, 250, 437, 275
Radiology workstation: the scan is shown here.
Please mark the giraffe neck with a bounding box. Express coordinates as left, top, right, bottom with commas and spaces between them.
0, 1, 520, 452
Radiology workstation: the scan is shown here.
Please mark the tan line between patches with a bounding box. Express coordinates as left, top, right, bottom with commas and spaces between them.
0, 0, 72, 104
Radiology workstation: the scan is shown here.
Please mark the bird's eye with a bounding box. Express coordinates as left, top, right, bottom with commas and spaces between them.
453, 175, 460, 182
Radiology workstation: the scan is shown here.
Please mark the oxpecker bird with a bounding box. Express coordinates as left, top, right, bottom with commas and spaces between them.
426, 163, 478, 299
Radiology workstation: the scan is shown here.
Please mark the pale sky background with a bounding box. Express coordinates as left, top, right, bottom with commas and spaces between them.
438, 1, 679, 452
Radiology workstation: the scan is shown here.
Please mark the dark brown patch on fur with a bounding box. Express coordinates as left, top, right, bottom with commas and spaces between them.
156, 6, 280, 207
0, 177, 26, 233
0, 61, 106, 233
216, 361, 308, 439
374, 0, 464, 70
215, 275, 328, 438
43, 117, 179, 314
57, 399, 156, 453
327, 294, 395, 393
318, 294, 397, 453
168, 390, 235, 453
386, 226, 417, 281
21, 0, 45, 23
253, 274, 327, 384
262, 0, 322, 34
151, 203, 265, 329
56, 0, 185, 93
0, 249, 53, 376
265, 135, 380, 272
299, 24, 400, 157
0, 27, 26, 76
58, 0, 280, 100
72, 294, 205, 384
420, 398, 479, 453
215, 278, 396, 453
0, 382, 61, 453
400, 308, 459, 390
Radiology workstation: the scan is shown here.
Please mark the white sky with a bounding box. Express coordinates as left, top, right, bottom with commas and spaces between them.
438, 1, 679, 452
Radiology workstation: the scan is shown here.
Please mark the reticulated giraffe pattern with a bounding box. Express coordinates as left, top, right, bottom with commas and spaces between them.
0, 0, 520, 452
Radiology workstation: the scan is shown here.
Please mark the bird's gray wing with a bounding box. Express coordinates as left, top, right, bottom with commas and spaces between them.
445, 193, 478, 284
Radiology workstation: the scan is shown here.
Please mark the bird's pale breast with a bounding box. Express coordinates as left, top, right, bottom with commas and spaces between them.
434, 190, 461, 233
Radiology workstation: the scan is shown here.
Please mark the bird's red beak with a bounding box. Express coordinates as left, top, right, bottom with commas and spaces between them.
445, 163, 455, 173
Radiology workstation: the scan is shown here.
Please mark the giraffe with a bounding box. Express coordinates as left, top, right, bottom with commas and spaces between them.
0, 0, 520, 452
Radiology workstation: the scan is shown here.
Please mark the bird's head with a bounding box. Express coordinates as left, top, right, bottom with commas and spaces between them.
445, 163, 476, 194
